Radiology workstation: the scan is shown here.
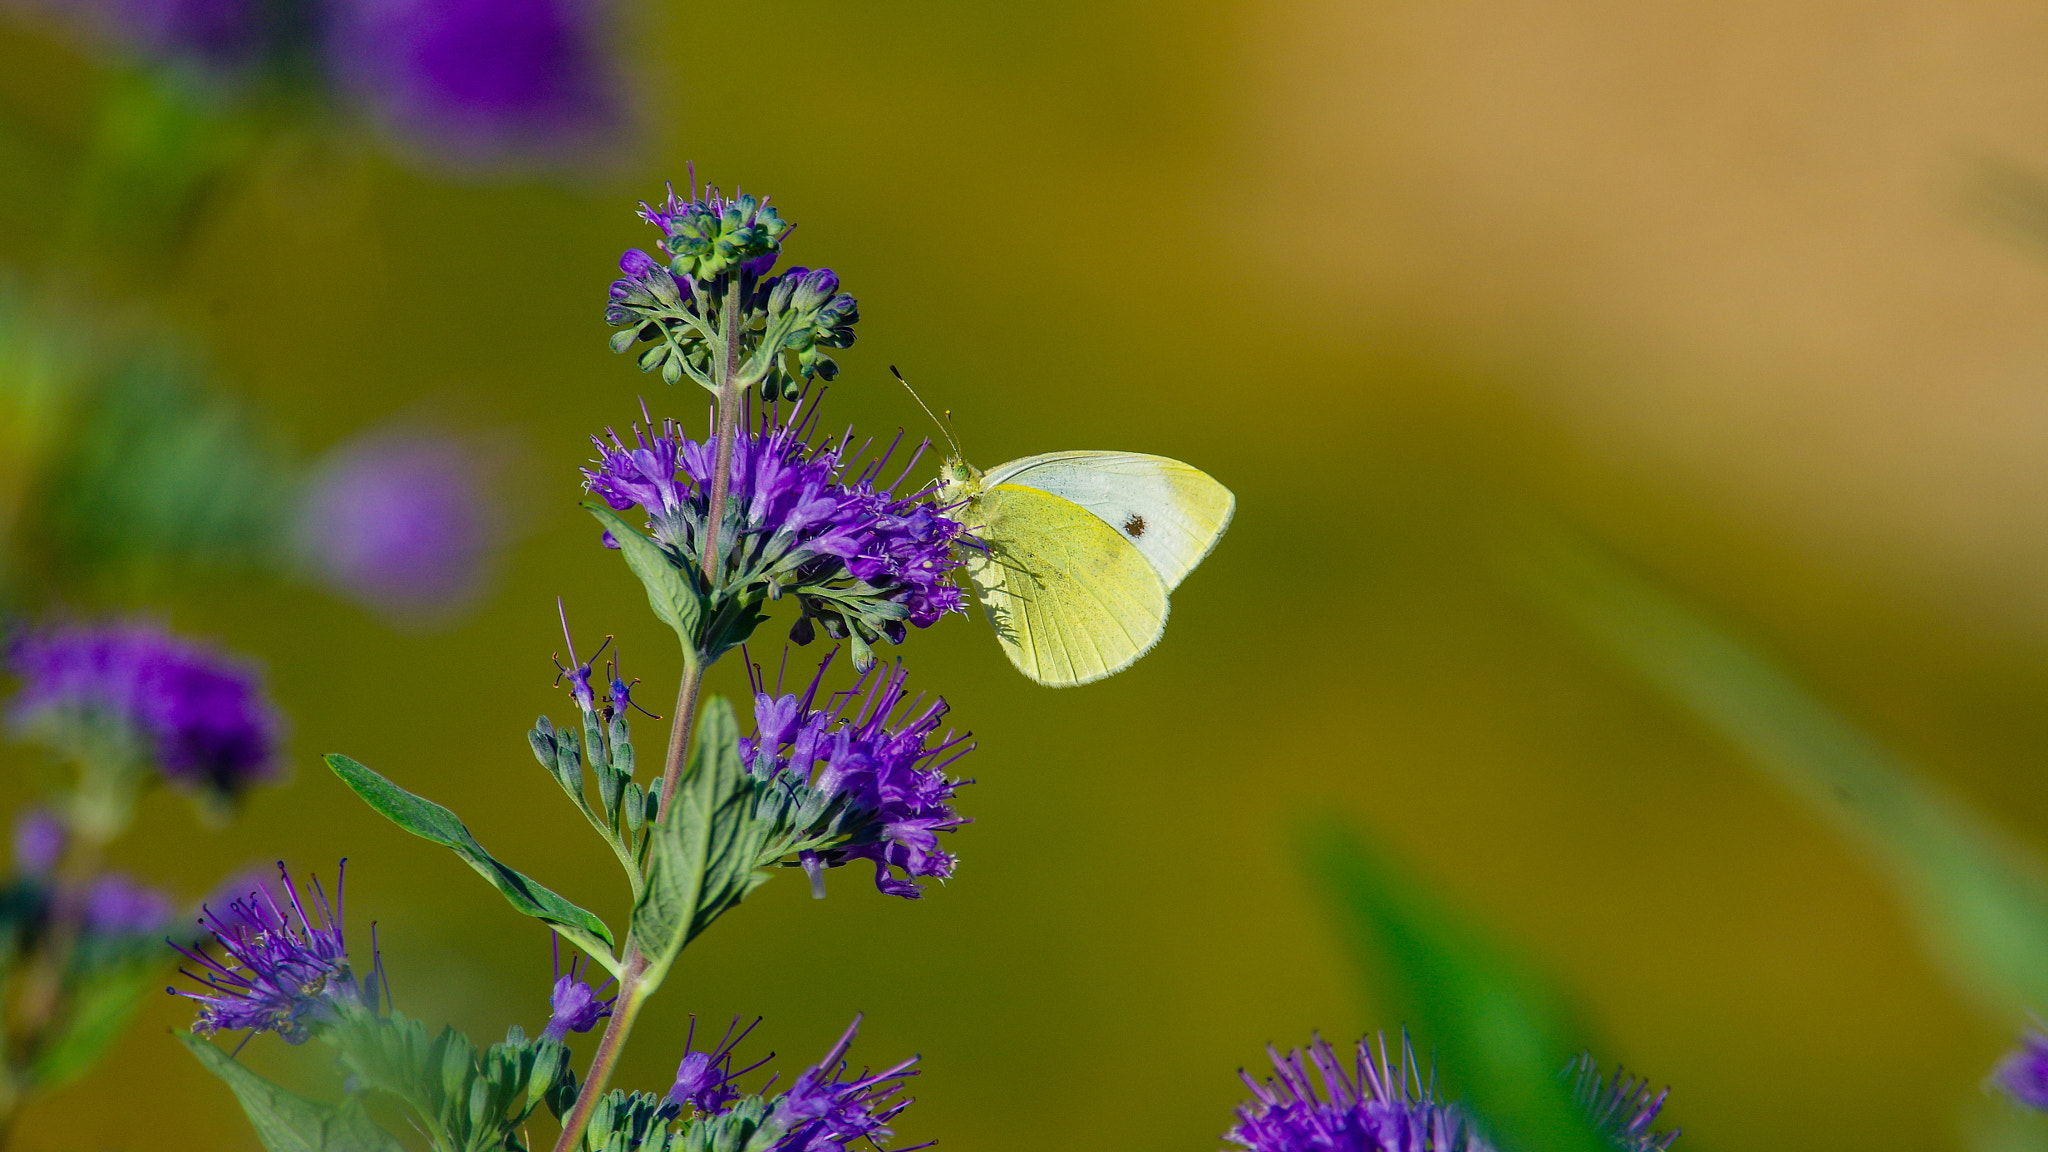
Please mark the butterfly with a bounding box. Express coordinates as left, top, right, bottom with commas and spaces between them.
936, 450, 1234, 686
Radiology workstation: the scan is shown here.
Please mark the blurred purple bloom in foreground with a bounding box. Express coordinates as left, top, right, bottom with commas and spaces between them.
1567, 1053, 1679, 1152
1227, 1034, 1495, 1152
298, 428, 495, 619
11, 809, 63, 876
326, 0, 628, 170
173, 862, 369, 1044
742, 653, 973, 899
6, 621, 279, 800
82, 872, 177, 936
1994, 1028, 2048, 1110
765, 1015, 925, 1152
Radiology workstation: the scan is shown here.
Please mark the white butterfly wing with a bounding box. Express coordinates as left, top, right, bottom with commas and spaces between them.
979, 451, 1234, 590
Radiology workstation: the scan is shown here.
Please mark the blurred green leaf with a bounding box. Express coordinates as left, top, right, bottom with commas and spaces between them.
1518, 528, 2048, 1016
179, 1031, 405, 1152
1303, 823, 1609, 1152
29, 955, 160, 1092
325, 753, 617, 958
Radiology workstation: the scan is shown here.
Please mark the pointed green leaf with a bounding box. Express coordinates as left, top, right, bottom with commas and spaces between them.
633, 697, 776, 992
326, 753, 616, 957
584, 502, 703, 653
179, 1032, 405, 1152
1303, 824, 1610, 1152
1520, 529, 2048, 1015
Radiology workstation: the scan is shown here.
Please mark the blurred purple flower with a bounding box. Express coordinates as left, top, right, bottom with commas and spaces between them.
297, 428, 496, 619
1567, 1053, 1679, 1152
12, 809, 64, 876
82, 872, 176, 936
1995, 1028, 2048, 1110
1227, 1034, 1495, 1152
326, 0, 629, 171
767, 1015, 925, 1152
741, 653, 972, 899
6, 621, 279, 800
9, 0, 270, 76
173, 862, 368, 1043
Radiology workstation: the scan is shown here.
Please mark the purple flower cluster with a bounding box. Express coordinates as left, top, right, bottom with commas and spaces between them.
173, 863, 366, 1044
1994, 1029, 2048, 1110
666, 1016, 765, 1115
541, 939, 615, 1043
583, 403, 966, 644
742, 654, 972, 899
297, 427, 495, 618
6, 622, 279, 800
766, 1016, 925, 1152
1227, 1035, 1495, 1152
635, 183, 789, 282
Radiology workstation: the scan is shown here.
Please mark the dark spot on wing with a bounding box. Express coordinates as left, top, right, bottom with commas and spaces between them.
1123, 514, 1146, 538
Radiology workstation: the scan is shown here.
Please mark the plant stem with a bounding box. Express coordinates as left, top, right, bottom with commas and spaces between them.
697, 278, 746, 587
657, 660, 705, 820
549, 948, 649, 1152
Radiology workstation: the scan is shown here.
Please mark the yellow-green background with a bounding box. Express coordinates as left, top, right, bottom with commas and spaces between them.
7, 1, 2048, 1148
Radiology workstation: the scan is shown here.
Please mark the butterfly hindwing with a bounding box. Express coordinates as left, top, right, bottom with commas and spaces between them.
962, 484, 1169, 687
979, 451, 1234, 591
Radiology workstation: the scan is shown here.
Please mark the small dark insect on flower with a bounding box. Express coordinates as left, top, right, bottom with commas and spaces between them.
1122, 514, 1146, 538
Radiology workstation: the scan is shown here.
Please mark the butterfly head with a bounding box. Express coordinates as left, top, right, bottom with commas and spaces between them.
937, 457, 982, 506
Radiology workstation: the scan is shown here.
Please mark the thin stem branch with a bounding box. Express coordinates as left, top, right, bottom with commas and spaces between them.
548, 948, 648, 1152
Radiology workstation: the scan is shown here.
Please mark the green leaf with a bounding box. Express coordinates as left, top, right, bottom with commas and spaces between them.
1519, 528, 2048, 1016
632, 697, 776, 993
179, 1032, 405, 1152
1302, 824, 1609, 1152
584, 502, 703, 654
326, 753, 617, 958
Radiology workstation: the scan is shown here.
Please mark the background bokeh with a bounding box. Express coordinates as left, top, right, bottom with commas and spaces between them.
9, 1, 2048, 1149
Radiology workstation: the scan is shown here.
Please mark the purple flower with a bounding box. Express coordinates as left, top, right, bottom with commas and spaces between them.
635, 182, 789, 282
325, 0, 628, 171
541, 936, 614, 1042
1995, 1029, 2048, 1110
12, 809, 64, 876
767, 1015, 925, 1152
83, 872, 176, 936
7, 621, 279, 800
667, 1016, 766, 1115
741, 653, 972, 899
582, 402, 967, 659
172, 862, 367, 1044
297, 427, 496, 619
1566, 1054, 1679, 1152
1227, 1034, 1495, 1152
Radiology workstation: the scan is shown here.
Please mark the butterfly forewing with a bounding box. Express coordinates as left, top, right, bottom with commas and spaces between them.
979, 451, 1234, 591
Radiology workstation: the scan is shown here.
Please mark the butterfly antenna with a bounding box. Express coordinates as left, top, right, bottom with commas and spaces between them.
890, 365, 961, 458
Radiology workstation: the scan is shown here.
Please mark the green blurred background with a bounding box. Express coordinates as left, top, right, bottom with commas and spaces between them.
9, 1, 2048, 1148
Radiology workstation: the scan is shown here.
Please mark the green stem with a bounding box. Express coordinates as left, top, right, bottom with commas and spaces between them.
697, 278, 746, 588
548, 948, 649, 1152
658, 660, 707, 822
